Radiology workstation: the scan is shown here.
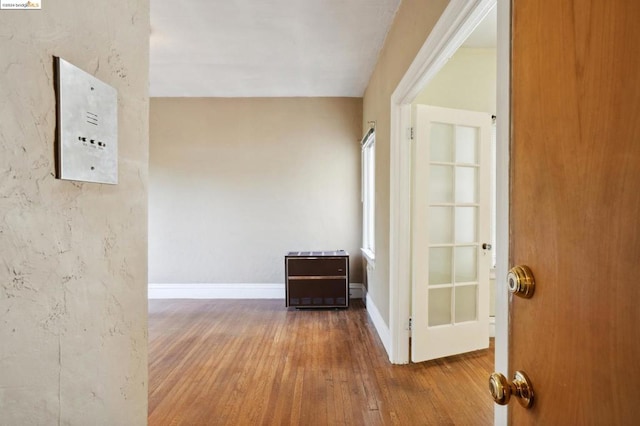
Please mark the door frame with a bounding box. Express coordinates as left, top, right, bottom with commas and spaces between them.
388, 0, 509, 422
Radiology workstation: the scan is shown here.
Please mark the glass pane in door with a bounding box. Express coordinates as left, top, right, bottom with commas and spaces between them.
427, 129, 480, 329
455, 207, 477, 243
455, 125, 479, 164
455, 166, 477, 203
429, 165, 454, 203
455, 246, 478, 283
455, 285, 477, 322
429, 247, 452, 285
429, 288, 452, 326
430, 206, 453, 243
430, 123, 454, 162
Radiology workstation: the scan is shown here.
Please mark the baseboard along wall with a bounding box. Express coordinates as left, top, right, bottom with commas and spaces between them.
364, 290, 392, 357
148, 283, 364, 300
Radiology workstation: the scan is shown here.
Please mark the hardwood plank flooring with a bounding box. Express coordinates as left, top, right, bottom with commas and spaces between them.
148, 299, 494, 425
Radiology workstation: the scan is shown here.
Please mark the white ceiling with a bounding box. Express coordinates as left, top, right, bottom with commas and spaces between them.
150, 0, 402, 97
150, 1, 496, 98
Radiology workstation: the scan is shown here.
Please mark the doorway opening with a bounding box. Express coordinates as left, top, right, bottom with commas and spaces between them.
387, 0, 510, 422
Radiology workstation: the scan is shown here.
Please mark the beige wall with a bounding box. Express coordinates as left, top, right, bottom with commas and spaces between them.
414, 47, 497, 114
0, 2, 149, 424
362, 0, 450, 325
149, 97, 363, 285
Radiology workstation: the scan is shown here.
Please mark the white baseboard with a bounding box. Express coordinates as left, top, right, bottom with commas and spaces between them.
148, 283, 283, 299
365, 291, 392, 357
349, 283, 364, 300
148, 283, 365, 300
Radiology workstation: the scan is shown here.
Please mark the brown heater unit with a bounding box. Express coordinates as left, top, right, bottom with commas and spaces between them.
285, 250, 349, 308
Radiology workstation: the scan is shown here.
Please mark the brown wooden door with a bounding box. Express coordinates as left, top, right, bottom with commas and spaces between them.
510, 1, 640, 424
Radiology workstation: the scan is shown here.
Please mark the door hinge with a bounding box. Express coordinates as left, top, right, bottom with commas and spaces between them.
409, 317, 412, 331
410, 127, 414, 140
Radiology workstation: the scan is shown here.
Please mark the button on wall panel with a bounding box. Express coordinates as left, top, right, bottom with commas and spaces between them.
55, 57, 118, 184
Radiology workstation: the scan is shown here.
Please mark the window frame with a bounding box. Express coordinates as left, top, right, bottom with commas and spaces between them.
361, 130, 375, 262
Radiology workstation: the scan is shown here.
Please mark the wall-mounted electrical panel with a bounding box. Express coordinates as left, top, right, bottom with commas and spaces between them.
55, 57, 118, 184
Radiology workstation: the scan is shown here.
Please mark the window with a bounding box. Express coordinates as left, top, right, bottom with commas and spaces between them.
362, 129, 375, 260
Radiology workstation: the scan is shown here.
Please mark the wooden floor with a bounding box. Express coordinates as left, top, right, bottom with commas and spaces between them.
148, 299, 494, 425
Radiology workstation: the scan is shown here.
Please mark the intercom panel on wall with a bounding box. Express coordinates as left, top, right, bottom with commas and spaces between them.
55, 57, 118, 184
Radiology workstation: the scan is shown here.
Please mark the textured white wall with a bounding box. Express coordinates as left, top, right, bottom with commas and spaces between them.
0, 2, 149, 424
149, 97, 363, 285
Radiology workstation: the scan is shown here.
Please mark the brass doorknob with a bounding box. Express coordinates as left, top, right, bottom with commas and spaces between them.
507, 265, 535, 298
489, 371, 534, 408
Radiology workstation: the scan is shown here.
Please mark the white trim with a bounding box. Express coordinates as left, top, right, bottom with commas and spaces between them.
148, 283, 365, 300
362, 131, 376, 255
148, 283, 284, 299
494, 0, 510, 424
349, 283, 365, 300
489, 316, 496, 338
392, 0, 497, 105
361, 247, 376, 266
365, 291, 392, 356
388, 102, 413, 364
388, 0, 498, 365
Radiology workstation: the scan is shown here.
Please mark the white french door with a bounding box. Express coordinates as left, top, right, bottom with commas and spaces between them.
411, 105, 492, 362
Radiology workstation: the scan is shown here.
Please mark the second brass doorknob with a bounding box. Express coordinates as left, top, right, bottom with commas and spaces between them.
489, 371, 534, 408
